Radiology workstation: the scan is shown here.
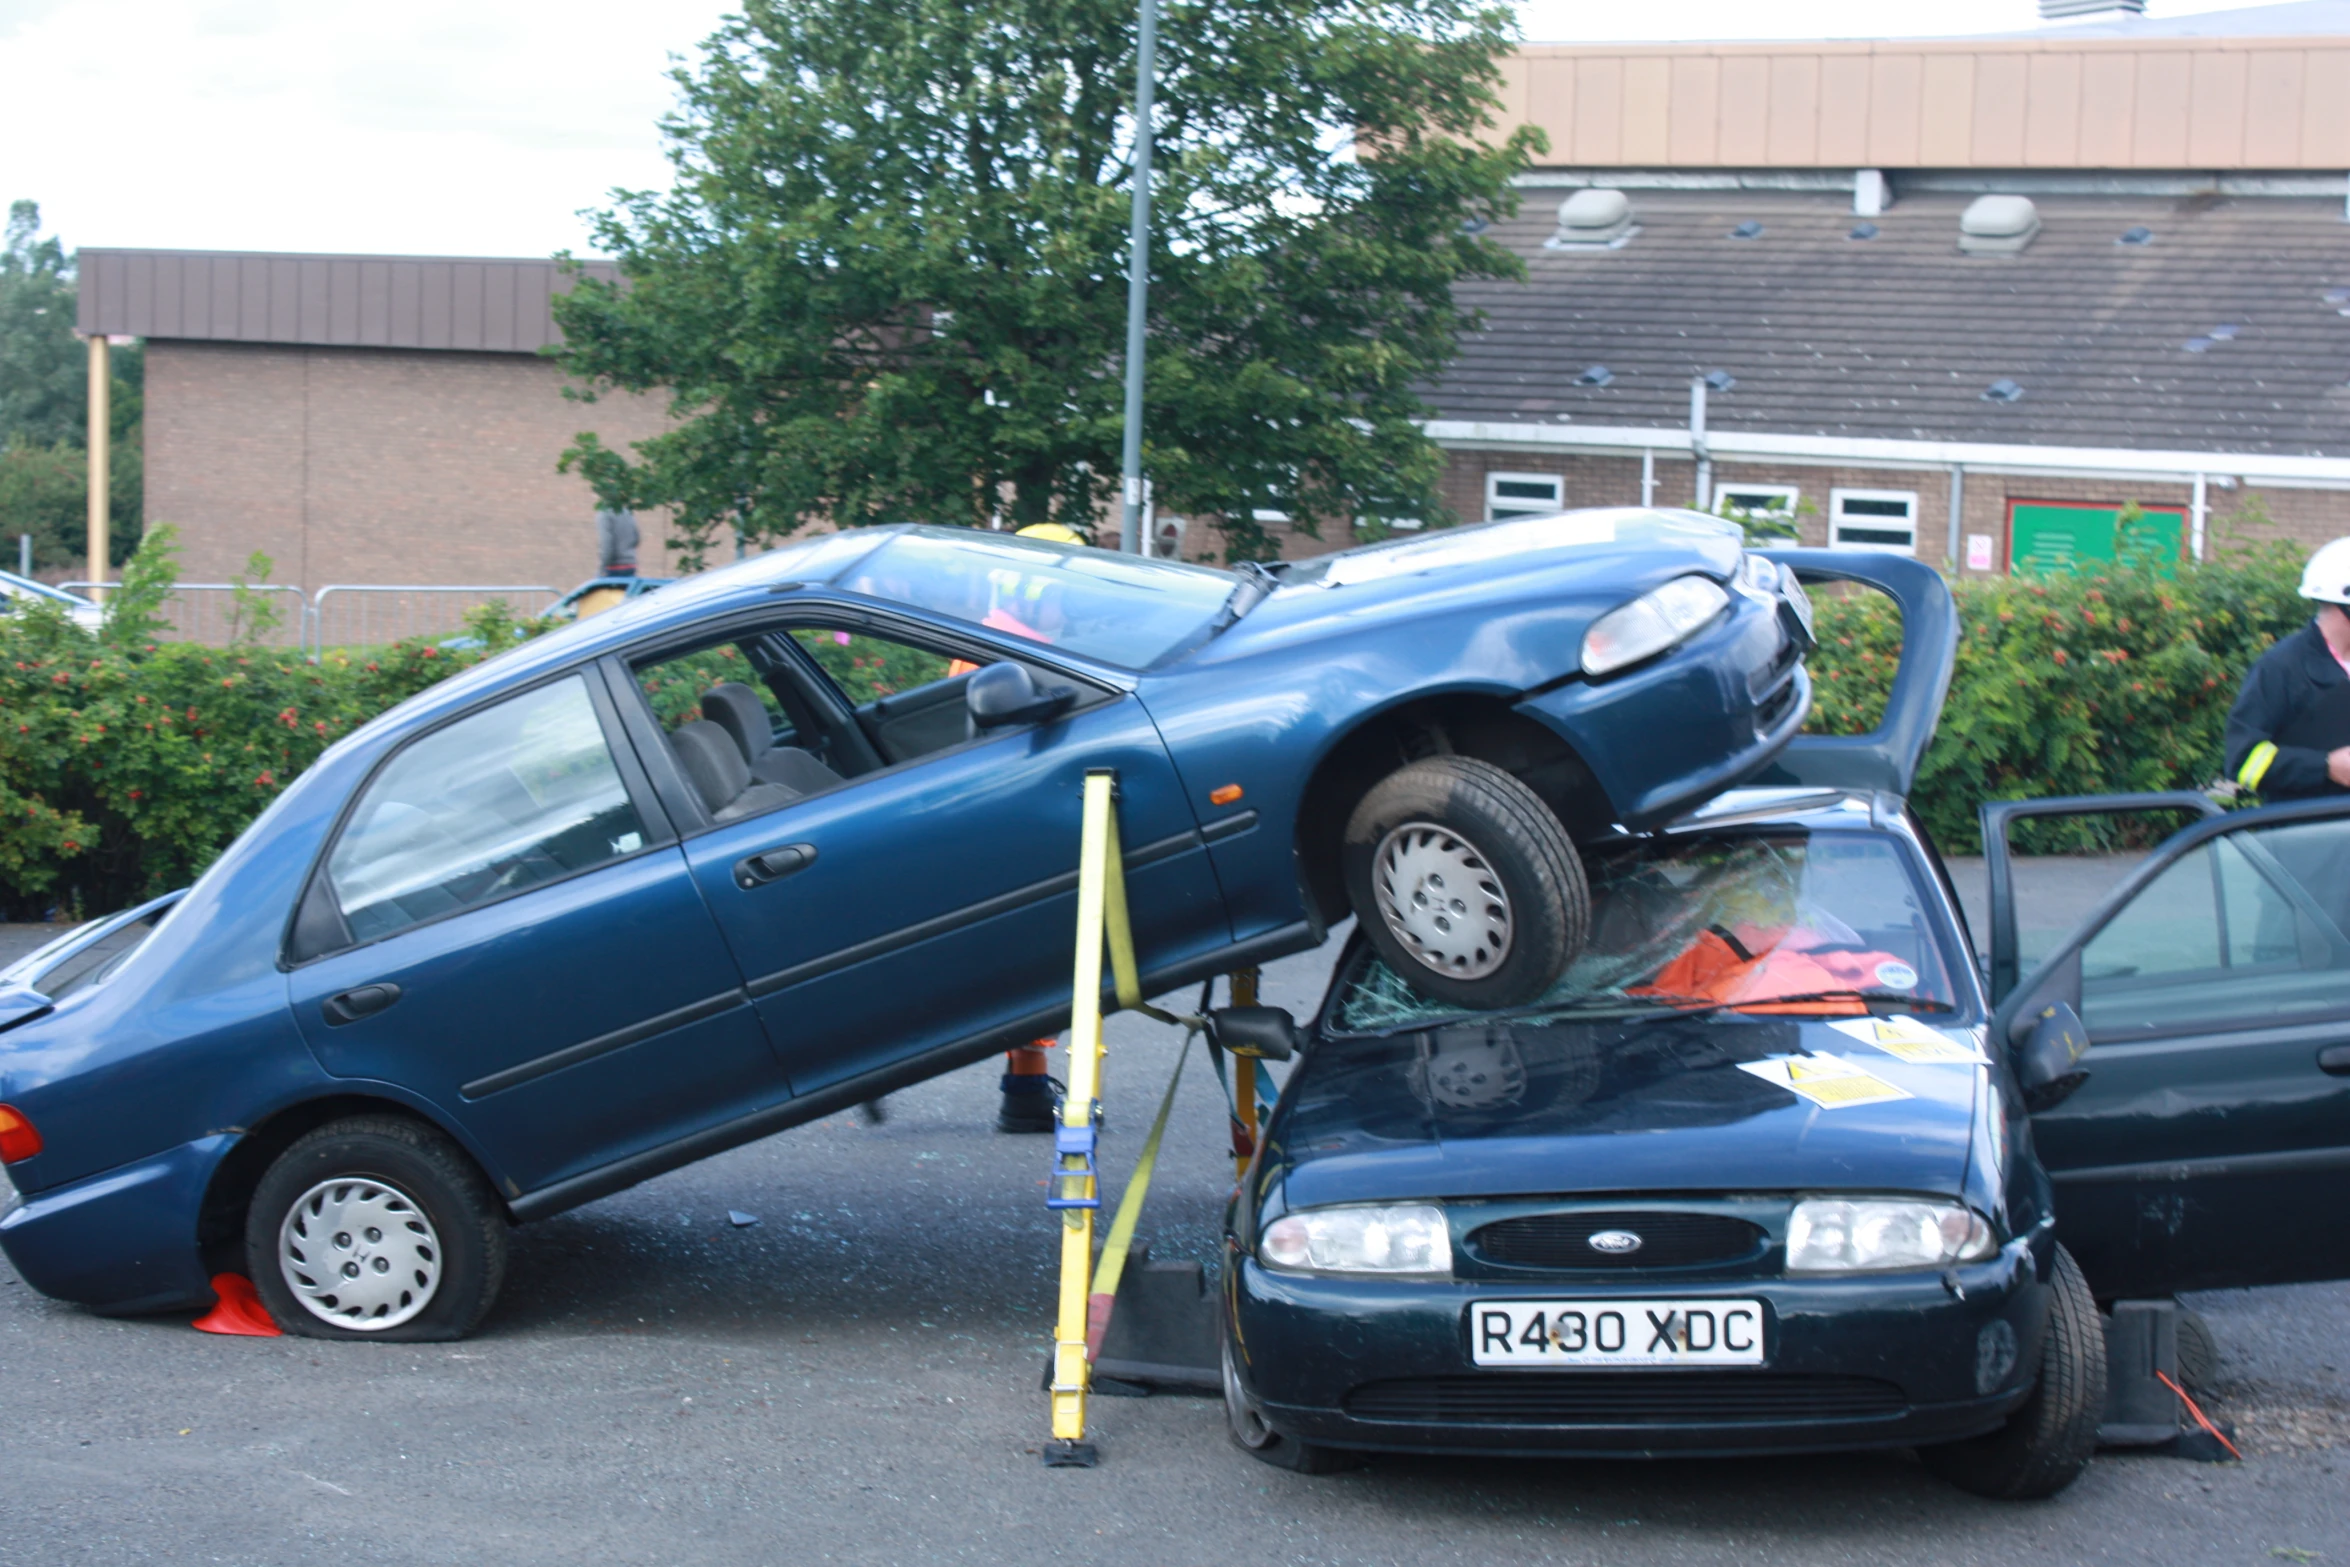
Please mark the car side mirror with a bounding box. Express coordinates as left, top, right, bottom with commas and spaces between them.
1206, 1005, 1298, 1062
966, 661, 1077, 729
2011, 999, 2091, 1113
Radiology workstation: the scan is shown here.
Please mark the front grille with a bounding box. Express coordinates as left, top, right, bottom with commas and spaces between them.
1467, 1211, 1766, 1271
1344, 1373, 1907, 1427
1754, 671, 1801, 734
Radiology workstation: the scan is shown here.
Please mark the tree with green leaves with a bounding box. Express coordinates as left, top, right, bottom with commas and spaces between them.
0, 200, 143, 571
555, 0, 1540, 563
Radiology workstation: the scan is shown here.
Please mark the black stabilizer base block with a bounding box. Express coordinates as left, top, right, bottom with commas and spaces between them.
2100, 1299, 2191, 1450
2169, 1423, 2241, 1463
1041, 1439, 1099, 1468
1091, 1242, 1220, 1394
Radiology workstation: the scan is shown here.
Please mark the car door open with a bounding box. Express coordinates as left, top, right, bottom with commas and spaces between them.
1988, 795, 2350, 1298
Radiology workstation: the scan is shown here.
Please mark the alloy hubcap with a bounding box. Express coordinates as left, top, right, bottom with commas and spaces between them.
1371, 821, 1513, 980
278, 1177, 441, 1331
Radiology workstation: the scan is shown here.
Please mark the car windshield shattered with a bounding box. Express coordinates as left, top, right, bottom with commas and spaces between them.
1331, 828, 1964, 1034
831, 528, 1237, 667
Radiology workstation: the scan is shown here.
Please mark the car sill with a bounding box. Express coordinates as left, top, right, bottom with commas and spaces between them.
507, 919, 1319, 1223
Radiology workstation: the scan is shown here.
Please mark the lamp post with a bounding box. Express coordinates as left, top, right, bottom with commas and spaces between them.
86, 335, 109, 598
1115, 0, 1159, 554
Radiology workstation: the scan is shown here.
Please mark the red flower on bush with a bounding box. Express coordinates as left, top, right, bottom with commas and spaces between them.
254, 771, 275, 788
2053, 649, 2069, 665
277, 707, 299, 729
60, 840, 78, 853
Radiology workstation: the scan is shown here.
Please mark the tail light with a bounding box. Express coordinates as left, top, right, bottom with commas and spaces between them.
0, 1104, 43, 1163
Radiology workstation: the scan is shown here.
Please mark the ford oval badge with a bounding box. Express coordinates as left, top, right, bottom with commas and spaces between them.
1588, 1229, 1643, 1255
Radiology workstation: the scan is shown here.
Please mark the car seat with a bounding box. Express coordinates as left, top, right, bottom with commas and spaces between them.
668, 721, 801, 822
700, 682, 846, 794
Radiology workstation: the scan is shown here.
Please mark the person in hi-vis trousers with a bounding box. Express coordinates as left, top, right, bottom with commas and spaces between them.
2224, 537, 2350, 802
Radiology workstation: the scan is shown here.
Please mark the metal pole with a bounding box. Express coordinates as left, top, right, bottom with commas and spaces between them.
1688, 377, 1711, 511
86, 336, 109, 598
1115, 0, 1159, 554
17, 535, 29, 577
1640, 449, 1656, 507
1946, 465, 1966, 570
2190, 472, 2208, 562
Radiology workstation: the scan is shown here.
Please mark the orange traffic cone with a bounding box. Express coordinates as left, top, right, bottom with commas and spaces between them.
192, 1273, 282, 1337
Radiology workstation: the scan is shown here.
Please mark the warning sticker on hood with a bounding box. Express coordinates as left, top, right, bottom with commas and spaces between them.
1738, 1054, 1913, 1109
1827, 1015, 1986, 1065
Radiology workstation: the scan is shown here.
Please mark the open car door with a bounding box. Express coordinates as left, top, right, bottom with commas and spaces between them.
1987, 795, 2350, 1299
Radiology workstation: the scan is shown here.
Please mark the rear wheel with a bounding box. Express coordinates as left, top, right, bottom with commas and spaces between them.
1342, 756, 1587, 1009
2177, 1306, 2220, 1394
1920, 1245, 2106, 1500
245, 1115, 508, 1342
1222, 1335, 1359, 1474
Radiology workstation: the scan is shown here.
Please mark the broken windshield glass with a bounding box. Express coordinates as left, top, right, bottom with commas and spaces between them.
1331, 829, 1963, 1035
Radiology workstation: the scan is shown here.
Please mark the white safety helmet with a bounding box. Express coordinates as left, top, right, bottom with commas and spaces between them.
2300, 537, 2350, 606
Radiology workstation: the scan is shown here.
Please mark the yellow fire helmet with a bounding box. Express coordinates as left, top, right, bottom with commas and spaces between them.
1014, 522, 1086, 545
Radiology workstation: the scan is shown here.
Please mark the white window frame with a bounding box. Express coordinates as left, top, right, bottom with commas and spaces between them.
1712, 482, 1800, 520
1829, 487, 1920, 555
1486, 472, 1564, 521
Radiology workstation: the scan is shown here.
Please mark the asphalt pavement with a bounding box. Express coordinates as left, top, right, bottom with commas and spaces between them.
0, 904, 2343, 1565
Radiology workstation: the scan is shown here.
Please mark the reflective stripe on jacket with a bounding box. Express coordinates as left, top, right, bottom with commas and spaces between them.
2222, 620, 2350, 799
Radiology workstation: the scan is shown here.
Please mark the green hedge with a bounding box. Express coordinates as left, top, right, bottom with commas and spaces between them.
0, 531, 528, 917
1805, 540, 2307, 853
0, 526, 2317, 915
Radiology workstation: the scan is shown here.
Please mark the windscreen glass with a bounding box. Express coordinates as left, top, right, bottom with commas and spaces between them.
834, 530, 1234, 667
1332, 829, 1964, 1034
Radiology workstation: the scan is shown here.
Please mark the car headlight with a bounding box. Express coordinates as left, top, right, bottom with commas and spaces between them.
1785, 1198, 1997, 1274
1581, 575, 1732, 677
1259, 1204, 1451, 1275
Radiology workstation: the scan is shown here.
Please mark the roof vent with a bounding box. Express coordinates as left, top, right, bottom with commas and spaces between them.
2118, 225, 2153, 246
2209, 323, 2240, 341
1576, 365, 1615, 387
1730, 220, 1764, 240
1983, 378, 2025, 403
1959, 195, 2041, 256
1848, 222, 1879, 241
1703, 369, 1737, 393
1546, 189, 1637, 251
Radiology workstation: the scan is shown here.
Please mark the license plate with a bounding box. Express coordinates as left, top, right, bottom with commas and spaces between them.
1469, 1299, 1766, 1368
1780, 573, 1816, 645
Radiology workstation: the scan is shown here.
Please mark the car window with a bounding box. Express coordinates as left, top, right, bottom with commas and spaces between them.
2080, 819, 2350, 1037
833, 529, 1232, 667
32, 910, 167, 1002
327, 676, 647, 944
1331, 827, 1964, 1033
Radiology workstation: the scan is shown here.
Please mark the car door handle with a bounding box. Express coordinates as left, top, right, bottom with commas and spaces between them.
322, 983, 402, 1027
2320, 1045, 2350, 1076
734, 843, 818, 888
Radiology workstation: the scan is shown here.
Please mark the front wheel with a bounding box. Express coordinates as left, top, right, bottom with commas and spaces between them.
1919, 1245, 2106, 1500
244, 1115, 509, 1342
1222, 1334, 1359, 1474
1342, 756, 1588, 1009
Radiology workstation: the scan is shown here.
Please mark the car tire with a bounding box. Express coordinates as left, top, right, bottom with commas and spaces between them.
1342, 755, 1587, 1009
2176, 1305, 2220, 1394
1222, 1334, 1360, 1475
1920, 1245, 2106, 1501
244, 1115, 508, 1343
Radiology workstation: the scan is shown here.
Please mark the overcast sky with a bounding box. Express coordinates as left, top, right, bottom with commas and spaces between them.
0, 0, 2290, 260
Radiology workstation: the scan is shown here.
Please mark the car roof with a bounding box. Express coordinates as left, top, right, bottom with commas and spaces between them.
0, 571, 90, 605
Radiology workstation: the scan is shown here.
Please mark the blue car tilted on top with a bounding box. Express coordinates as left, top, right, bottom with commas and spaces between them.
0, 511, 1811, 1338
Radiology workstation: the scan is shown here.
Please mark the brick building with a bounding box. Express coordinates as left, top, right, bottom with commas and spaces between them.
73, 2, 2350, 583
74, 250, 675, 594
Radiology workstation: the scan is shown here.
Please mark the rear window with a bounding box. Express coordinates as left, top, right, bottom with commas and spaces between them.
1331, 828, 1967, 1035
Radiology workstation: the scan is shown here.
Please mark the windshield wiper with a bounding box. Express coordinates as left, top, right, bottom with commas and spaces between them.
1625, 989, 1958, 1023
1209, 561, 1278, 632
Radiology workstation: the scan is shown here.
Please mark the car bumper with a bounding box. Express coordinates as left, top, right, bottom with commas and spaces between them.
1227, 1241, 2048, 1459
1521, 589, 1809, 833
0, 1135, 227, 1314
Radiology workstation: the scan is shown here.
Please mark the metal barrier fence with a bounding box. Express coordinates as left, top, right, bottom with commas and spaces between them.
308, 585, 560, 657
63, 581, 562, 658
63, 582, 312, 650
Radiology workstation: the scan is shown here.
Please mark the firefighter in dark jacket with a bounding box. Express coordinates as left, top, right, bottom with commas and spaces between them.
2224, 538, 2350, 800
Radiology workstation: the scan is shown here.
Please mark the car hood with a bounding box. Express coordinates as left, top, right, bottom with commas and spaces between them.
1269, 1013, 1986, 1210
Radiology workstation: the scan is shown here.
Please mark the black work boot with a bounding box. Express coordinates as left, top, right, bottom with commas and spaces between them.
997, 1073, 1059, 1134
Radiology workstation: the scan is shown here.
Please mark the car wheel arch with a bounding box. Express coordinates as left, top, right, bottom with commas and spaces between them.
196, 1093, 512, 1277
1291, 691, 1608, 928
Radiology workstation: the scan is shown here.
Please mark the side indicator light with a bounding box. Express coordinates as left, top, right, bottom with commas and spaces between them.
1210, 784, 1244, 806
0, 1104, 42, 1164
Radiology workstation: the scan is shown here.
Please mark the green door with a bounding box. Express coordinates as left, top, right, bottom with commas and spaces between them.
2008, 501, 2186, 574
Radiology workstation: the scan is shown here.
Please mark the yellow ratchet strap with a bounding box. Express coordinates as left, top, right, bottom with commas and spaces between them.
2238, 740, 2279, 791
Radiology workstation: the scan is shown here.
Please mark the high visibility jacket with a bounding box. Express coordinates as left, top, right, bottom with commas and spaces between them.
2222, 620, 2350, 799
1629, 927, 1913, 1015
